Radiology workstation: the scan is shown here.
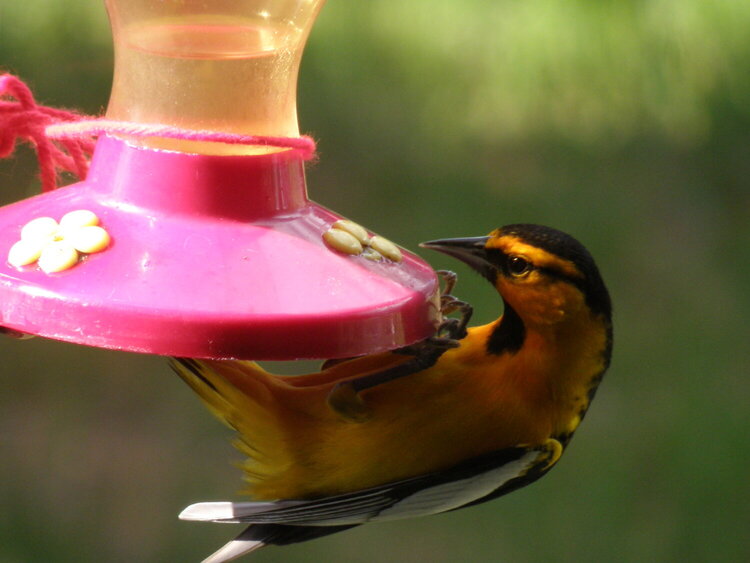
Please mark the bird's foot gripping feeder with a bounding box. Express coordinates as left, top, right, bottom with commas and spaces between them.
0, 0, 440, 360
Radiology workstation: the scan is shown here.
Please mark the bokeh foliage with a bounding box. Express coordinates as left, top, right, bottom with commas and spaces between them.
1, 1, 749, 561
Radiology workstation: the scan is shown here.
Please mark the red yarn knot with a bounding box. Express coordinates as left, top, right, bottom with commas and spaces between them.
0, 74, 94, 192
1, 74, 318, 192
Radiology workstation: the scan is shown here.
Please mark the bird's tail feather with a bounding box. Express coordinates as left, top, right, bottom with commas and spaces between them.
179, 500, 304, 522
202, 524, 359, 563
200, 527, 264, 563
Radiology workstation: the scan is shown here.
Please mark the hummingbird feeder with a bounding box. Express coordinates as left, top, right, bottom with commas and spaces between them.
0, 0, 440, 360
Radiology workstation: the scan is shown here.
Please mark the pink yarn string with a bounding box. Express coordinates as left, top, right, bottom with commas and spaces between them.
47, 120, 317, 160
1, 74, 317, 193
0, 74, 94, 192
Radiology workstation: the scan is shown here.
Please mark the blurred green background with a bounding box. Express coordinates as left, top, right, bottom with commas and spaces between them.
1, 1, 749, 562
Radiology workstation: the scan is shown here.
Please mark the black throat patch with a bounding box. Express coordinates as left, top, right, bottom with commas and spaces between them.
486, 301, 526, 355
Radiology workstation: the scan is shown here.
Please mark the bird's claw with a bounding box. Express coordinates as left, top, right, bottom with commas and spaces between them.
436, 317, 462, 340
436, 272, 473, 340
436, 270, 458, 296
327, 382, 373, 423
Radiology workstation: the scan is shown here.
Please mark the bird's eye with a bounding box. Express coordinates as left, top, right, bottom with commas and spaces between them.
507, 256, 532, 277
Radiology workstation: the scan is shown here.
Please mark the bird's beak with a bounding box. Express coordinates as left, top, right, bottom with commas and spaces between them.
420, 236, 494, 280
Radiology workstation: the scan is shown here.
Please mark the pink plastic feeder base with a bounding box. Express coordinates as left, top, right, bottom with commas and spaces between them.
0, 137, 440, 359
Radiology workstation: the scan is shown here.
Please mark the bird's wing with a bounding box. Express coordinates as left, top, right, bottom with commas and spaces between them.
180, 440, 561, 527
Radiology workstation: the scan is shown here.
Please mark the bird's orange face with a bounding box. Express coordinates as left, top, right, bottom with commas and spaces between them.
484, 232, 588, 327
421, 224, 611, 331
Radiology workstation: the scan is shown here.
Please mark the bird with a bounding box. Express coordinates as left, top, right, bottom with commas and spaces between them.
170, 223, 613, 563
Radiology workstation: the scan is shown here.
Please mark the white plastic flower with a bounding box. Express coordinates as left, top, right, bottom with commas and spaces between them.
8, 210, 111, 274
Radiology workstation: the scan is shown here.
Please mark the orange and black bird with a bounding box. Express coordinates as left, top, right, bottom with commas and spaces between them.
171, 223, 613, 562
